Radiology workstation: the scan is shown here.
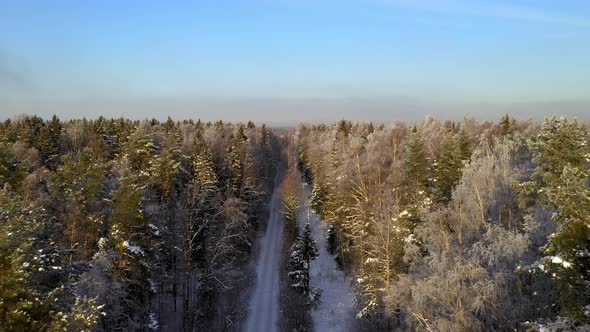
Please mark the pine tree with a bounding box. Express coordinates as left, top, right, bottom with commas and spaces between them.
456, 129, 472, 162
241, 144, 259, 198
51, 147, 108, 259
112, 118, 137, 159
355, 257, 381, 319
236, 124, 248, 142
192, 133, 220, 198
226, 139, 242, 196
288, 223, 320, 304
336, 119, 351, 139
17, 115, 44, 147
163, 116, 176, 133
240, 144, 262, 232
151, 130, 185, 200
529, 116, 588, 192
0, 143, 27, 189
36, 115, 62, 168
500, 113, 517, 137
404, 127, 429, 193
326, 224, 338, 255
310, 180, 327, 214
108, 172, 151, 329
110, 125, 155, 300
0, 188, 102, 331
187, 133, 221, 268
261, 123, 270, 147
295, 125, 313, 182
519, 116, 590, 323
544, 166, 590, 322
367, 122, 375, 134
120, 125, 156, 172
432, 132, 464, 204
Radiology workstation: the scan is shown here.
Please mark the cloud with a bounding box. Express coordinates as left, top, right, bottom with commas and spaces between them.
384, 0, 590, 28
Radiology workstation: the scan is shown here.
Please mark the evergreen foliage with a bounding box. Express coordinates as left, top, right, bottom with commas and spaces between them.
289, 223, 321, 305
0, 115, 282, 331
0, 113, 588, 331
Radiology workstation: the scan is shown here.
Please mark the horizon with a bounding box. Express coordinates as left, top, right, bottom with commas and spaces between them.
3, 97, 590, 126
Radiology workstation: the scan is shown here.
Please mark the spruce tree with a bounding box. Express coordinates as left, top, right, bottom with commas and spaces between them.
240, 144, 262, 233
529, 116, 588, 192
120, 125, 156, 171
520, 116, 590, 323
432, 132, 464, 204
404, 127, 429, 192
36, 115, 62, 168
288, 223, 320, 304
310, 180, 327, 214
192, 133, 220, 199
544, 167, 590, 322
326, 224, 338, 255
0, 143, 27, 189
0, 188, 102, 331
151, 130, 184, 201
51, 147, 108, 259
226, 140, 242, 196
456, 129, 472, 162
500, 113, 517, 137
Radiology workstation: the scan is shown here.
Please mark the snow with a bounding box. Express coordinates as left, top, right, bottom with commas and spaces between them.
148, 224, 161, 236
148, 279, 157, 294
244, 173, 283, 332
148, 312, 159, 330
300, 180, 355, 332
403, 234, 416, 243
123, 240, 145, 255
520, 260, 546, 272
550, 256, 573, 269
551, 256, 563, 264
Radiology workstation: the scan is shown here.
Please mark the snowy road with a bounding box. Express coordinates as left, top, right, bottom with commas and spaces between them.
244, 177, 283, 332
300, 182, 355, 332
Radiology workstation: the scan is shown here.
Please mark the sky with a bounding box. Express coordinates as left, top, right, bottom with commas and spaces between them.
1, 0, 589, 124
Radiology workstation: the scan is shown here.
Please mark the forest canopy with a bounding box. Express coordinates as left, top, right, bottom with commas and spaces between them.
0, 114, 588, 332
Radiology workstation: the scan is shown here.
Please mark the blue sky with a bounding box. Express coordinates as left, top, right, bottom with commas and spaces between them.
1, 0, 589, 123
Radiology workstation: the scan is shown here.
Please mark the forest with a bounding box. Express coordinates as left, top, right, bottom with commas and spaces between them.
0, 114, 588, 332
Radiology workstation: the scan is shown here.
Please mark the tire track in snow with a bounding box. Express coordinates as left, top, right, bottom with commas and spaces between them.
244, 175, 283, 332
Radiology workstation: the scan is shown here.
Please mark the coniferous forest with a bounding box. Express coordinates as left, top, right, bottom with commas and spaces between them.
0, 114, 589, 332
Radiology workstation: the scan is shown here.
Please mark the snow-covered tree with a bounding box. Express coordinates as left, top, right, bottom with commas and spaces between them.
289, 223, 321, 305
403, 127, 431, 210
310, 179, 327, 214
0, 187, 102, 331
544, 165, 590, 323
50, 147, 108, 259
433, 133, 463, 203
225, 138, 242, 196
151, 129, 186, 201
517, 116, 590, 323
326, 224, 338, 255
191, 131, 220, 199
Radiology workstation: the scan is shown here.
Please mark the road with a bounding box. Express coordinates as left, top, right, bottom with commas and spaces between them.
244, 177, 283, 332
